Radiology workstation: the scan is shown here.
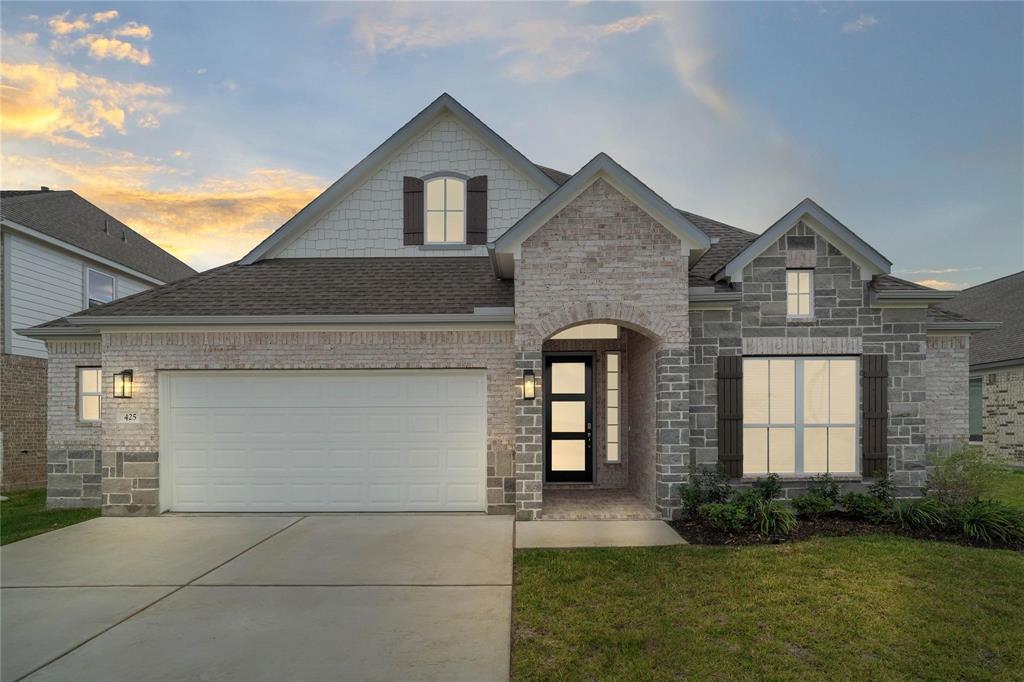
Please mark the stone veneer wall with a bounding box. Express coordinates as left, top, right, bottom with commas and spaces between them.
925, 334, 970, 455
688, 221, 929, 496
45, 339, 103, 507
46, 330, 516, 515
1, 353, 48, 490
513, 179, 690, 519
978, 364, 1024, 463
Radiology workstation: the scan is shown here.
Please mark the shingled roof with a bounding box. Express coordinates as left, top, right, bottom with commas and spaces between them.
938, 271, 1024, 367
34, 257, 512, 324
1, 189, 196, 283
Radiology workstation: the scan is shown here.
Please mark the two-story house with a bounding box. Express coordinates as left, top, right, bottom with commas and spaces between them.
1, 189, 195, 490
21, 95, 993, 519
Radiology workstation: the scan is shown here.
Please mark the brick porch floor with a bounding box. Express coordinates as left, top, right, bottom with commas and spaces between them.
537, 488, 660, 520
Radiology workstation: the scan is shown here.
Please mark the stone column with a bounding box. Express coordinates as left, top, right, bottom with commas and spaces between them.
514, 349, 544, 520
655, 347, 689, 519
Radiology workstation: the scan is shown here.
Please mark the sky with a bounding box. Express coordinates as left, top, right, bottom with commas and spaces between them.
1, 1, 1021, 287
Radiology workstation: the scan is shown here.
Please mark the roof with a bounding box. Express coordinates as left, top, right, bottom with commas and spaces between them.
29, 257, 512, 326
872, 274, 932, 292
1, 190, 196, 283
938, 271, 1024, 367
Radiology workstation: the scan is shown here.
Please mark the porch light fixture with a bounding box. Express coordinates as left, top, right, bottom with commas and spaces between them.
113, 369, 133, 399
522, 369, 536, 401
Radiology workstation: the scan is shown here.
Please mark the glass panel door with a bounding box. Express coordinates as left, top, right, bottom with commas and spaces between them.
545, 355, 593, 483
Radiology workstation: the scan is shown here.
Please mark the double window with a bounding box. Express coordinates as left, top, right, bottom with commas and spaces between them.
87, 268, 115, 307
79, 367, 102, 422
425, 176, 465, 244
786, 269, 813, 318
743, 357, 858, 475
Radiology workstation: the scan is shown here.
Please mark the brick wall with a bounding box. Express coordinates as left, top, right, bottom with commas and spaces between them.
925, 334, 970, 455
979, 364, 1024, 463
626, 330, 657, 507
278, 113, 547, 258
1, 353, 48, 490
48, 329, 516, 515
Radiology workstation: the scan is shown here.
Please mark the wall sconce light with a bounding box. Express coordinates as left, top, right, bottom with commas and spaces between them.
522, 369, 536, 401
113, 369, 133, 399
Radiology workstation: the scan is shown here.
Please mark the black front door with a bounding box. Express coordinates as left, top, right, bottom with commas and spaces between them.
544, 354, 594, 483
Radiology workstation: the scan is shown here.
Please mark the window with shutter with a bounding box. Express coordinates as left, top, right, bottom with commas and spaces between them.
466, 175, 488, 245
717, 356, 743, 478
861, 354, 889, 477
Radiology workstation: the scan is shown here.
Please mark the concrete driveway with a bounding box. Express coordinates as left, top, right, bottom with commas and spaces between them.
0, 515, 513, 681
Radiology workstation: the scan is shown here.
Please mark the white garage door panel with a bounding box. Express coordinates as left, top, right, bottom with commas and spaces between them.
161, 371, 487, 512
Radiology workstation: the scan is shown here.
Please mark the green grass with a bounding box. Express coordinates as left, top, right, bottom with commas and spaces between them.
0, 488, 100, 545
513, 536, 1024, 681
991, 469, 1024, 509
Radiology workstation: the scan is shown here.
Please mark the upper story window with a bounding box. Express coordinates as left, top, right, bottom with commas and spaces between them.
425, 176, 466, 244
87, 268, 115, 308
786, 269, 813, 318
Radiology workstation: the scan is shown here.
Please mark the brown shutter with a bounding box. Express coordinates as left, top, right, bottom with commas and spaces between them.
466, 175, 488, 245
403, 176, 424, 246
717, 355, 743, 478
861, 354, 889, 477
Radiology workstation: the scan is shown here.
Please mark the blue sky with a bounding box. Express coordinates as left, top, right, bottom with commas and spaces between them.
2, 1, 1021, 286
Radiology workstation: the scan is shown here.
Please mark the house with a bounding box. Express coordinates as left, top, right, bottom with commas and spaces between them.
938, 272, 1023, 463
20, 94, 994, 519
1, 189, 196, 490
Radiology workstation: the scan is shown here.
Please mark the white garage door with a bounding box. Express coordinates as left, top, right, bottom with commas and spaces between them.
160, 370, 487, 512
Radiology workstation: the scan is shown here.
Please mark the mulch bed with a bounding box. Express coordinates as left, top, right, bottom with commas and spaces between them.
669, 513, 1023, 551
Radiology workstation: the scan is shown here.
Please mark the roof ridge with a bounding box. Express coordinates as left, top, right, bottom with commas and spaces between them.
958, 269, 1024, 292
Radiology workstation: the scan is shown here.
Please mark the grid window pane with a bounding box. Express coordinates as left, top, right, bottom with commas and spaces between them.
426, 212, 445, 243
608, 389, 618, 408
769, 428, 796, 473
88, 270, 114, 305
445, 178, 465, 210
769, 359, 795, 424
607, 406, 618, 426
829, 360, 857, 424
743, 359, 770, 423
607, 442, 619, 462
804, 428, 829, 473
829, 427, 857, 472
80, 368, 101, 394
81, 395, 100, 421
446, 210, 465, 242
426, 178, 445, 210
804, 360, 829, 424
787, 293, 800, 316
744, 428, 768, 475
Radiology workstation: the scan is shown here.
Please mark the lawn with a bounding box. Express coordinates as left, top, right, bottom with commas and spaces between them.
513, 535, 1024, 681
992, 468, 1024, 508
0, 488, 100, 545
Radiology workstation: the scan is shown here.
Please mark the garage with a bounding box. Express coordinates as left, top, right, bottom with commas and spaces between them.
159, 370, 487, 512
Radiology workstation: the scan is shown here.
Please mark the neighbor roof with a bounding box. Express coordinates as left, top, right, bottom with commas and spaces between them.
27, 258, 512, 328
1, 190, 196, 283
938, 271, 1024, 367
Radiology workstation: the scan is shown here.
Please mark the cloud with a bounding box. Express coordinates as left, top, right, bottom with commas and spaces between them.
92, 10, 119, 23
912, 279, 969, 291
17, 32, 39, 45
196, 67, 208, 75
136, 112, 160, 128
0, 61, 172, 141
173, 150, 191, 159
73, 35, 152, 65
657, 3, 734, 120
220, 79, 239, 91
842, 14, 879, 34
899, 266, 983, 275
112, 21, 153, 40
48, 12, 90, 35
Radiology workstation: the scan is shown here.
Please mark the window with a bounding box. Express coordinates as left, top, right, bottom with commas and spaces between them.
87, 269, 115, 307
425, 176, 465, 243
743, 357, 857, 475
606, 352, 620, 462
79, 368, 102, 422
969, 377, 983, 442
550, 323, 619, 340
786, 270, 813, 318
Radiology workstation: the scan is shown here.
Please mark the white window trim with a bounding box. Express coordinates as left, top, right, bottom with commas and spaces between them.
423, 175, 467, 245
606, 351, 621, 463
78, 367, 103, 423
742, 356, 860, 475
85, 267, 117, 308
786, 269, 814, 320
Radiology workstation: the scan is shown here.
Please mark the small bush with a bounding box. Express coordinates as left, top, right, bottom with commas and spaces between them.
927, 447, 1005, 507
750, 473, 783, 501
956, 501, 1024, 545
697, 502, 748, 533
869, 476, 895, 506
792, 493, 835, 519
841, 492, 891, 523
807, 473, 841, 503
680, 467, 733, 517
893, 498, 949, 531
749, 497, 797, 535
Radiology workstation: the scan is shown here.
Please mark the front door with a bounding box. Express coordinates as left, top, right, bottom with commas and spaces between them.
544, 354, 593, 483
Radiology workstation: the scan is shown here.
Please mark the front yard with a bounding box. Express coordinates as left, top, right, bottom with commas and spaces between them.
0, 488, 100, 545
513, 535, 1024, 681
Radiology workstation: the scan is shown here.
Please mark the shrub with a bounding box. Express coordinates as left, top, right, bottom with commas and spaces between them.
749, 497, 797, 535
697, 502, 748, 533
807, 473, 841, 503
750, 473, 783, 502
893, 498, 949, 531
792, 493, 835, 519
869, 476, 895, 506
680, 467, 733, 517
927, 447, 1005, 507
841, 492, 891, 523
956, 501, 1024, 545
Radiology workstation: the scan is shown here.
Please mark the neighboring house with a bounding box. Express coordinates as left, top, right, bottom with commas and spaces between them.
21, 94, 995, 519
939, 272, 1023, 463
1, 189, 196, 490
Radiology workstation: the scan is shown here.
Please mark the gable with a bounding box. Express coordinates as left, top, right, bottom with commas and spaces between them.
242, 94, 557, 263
